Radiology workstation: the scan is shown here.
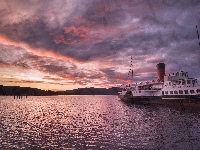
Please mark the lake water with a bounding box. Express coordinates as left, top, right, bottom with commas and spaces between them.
0, 95, 200, 149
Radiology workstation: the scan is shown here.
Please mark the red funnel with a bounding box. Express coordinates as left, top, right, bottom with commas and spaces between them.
156, 63, 165, 81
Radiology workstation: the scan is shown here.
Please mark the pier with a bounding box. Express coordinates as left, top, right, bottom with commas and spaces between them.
14, 95, 27, 99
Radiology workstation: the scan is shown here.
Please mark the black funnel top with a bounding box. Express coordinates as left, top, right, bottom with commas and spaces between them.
156, 63, 165, 70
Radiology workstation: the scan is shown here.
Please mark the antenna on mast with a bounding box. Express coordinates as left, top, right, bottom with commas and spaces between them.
196, 25, 200, 47
127, 56, 134, 79
131, 56, 133, 78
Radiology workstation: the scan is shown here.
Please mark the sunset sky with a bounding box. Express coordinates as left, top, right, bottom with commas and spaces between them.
0, 0, 200, 91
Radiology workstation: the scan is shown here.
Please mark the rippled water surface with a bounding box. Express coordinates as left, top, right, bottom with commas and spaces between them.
1, 95, 200, 149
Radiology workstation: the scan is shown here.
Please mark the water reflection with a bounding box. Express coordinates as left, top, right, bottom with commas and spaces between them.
0, 96, 200, 149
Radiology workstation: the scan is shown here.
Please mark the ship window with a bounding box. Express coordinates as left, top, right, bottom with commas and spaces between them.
139, 91, 141, 93
190, 90, 195, 94
187, 80, 191, 84
174, 91, 178, 94
179, 90, 183, 94
170, 91, 173, 94
169, 82, 171, 86
162, 91, 164, 95
184, 90, 188, 94
197, 89, 200, 93
165, 91, 168, 94
185, 73, 188, 77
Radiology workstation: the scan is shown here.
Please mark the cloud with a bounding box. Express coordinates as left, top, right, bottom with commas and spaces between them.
0, 60, 10, 68
0, 0, 200, 90
0, 43, 110, 88
54, 26, 91, 45
0, 79, 70, 85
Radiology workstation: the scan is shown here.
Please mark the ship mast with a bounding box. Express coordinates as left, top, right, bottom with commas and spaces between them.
196, 25, 200, 47
127, 56, 134, 80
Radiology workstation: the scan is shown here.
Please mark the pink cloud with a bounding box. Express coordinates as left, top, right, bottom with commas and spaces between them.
54, 26, 91, 45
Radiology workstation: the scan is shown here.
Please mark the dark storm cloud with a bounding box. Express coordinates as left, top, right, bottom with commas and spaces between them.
0, 0, 147, 61
0, 0, 96, 60
0, 1, 195, 52
0, 19, 56, 49
0, 0, 200, 83
82, 0, 131, 28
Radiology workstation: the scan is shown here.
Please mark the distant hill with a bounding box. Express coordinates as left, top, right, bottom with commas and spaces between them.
0, 85, 121, 96
0, 85, 56, 96
62, 87, 121, 95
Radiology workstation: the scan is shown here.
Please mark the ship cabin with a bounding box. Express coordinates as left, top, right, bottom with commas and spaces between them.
162, 71, 200, 95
